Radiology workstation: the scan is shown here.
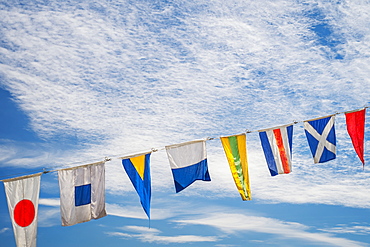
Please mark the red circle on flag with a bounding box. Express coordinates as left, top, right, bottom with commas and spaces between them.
13, 199, 35, 227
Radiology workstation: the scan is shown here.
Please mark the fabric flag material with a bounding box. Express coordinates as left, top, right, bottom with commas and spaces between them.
58, 161, 107, 226
345, 108, 366, 166
121, 152, 152, 219
3, 172, 42, 247
304, 115, 336, 163
259, 124, 293, 176
166, 140, 211, 193
220, 134, 251, 201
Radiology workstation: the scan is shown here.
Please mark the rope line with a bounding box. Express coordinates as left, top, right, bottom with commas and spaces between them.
1, 106, 368, 180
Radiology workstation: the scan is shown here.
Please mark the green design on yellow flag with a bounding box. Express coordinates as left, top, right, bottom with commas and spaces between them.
220, 133, 251, 201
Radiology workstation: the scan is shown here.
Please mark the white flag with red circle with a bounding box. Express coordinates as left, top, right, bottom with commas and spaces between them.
3, 172, 42, 247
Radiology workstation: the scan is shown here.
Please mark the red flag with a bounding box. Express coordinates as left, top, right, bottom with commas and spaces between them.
345, 108, 366, 166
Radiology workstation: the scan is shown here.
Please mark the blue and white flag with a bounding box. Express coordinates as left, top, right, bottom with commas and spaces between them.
304, 115, 336, 163
58, 162, 107, 226
165, 140, 211, 193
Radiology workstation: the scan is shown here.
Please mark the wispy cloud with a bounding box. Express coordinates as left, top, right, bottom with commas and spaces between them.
1, 0, 370, 210
319, 223, 370, 235
106, 225, 218, 244
2, 2, 370, 247
105, 197, 215, 221
174, 212, 369, 247
0, 228, 10, 234
104, 202, 369, 246
39, 198, 60, 207
106, 203, 152, 220
120, 225, 161, 234
37, 198, 61, 227
37, 207, 60, 227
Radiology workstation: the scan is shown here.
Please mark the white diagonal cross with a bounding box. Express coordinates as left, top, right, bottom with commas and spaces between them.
304, 116, 336, 163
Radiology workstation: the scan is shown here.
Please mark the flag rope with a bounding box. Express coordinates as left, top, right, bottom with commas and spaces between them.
0, 106, 368, 180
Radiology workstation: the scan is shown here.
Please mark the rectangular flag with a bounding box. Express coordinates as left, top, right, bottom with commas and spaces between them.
58, 161, 107, 226
3, 172, 42, 247
304, 115, 336, 163
220, 134, 251, 201
121, 152, 152, 219
165, 140, 211, 193
259, 124, 293, 176
345, 108, 366, 166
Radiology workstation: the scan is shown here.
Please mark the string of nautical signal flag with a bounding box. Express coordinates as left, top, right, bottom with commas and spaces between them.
1, 106, 367, 180
1, 106, 368, 247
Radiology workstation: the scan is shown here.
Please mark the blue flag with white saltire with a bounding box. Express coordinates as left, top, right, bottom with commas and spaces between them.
304, 115, 336, 163
121, 152, 151, 219
165, 140, 211, 193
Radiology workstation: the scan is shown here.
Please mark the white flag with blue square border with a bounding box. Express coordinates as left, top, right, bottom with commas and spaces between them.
304, 115, 336, 163
58, 161, 107, 226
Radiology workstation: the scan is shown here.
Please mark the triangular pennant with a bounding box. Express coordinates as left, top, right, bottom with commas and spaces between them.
122, 152, 152, 218
345, 108, 366, 167
220, 134, 251, 201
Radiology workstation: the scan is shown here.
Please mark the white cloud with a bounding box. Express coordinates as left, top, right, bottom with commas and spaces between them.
2, 3, 370, 247
121, 225, 162, 234
39, 198, 60, 207
1, 0, 370, 210
319, 223, 370, 235
106, 228, 218, 244
37, 207, 60, 227
0, 228, 10, 234
0, 142, 17, 164
106, 203, 175, 220
174, 212, 369, 247
215, 245, 239, 247
105, 202, 369, 246
105, 195, 225, 221
106, 203, 149, 220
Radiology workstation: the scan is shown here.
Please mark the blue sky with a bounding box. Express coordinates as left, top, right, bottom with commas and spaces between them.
1, 0, 370, 246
